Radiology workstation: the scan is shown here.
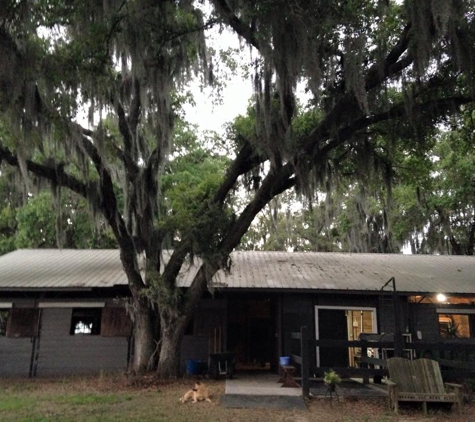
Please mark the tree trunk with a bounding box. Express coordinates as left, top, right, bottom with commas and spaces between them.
132, 296, 156, 373
467, 222, 475, 255
156, 312, 187, 377
155, 264, 210, 377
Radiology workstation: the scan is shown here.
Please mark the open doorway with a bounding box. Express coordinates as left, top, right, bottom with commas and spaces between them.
227, 295, 277, 371
315, 306, 377, 368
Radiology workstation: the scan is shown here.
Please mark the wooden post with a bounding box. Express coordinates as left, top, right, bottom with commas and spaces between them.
392, 288, 404, 358
381, 277, 404, 358
301, 326, 310, 398
361, 339, 369, 385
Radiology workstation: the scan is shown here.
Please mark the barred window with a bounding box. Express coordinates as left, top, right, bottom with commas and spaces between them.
70, 308, 102, 335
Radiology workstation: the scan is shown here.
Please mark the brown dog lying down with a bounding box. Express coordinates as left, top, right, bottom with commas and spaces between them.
179, 381, 212, 403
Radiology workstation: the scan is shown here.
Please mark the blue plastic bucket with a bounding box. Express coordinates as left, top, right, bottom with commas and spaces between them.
279, 356, 290, 366
186, 359, 203, 375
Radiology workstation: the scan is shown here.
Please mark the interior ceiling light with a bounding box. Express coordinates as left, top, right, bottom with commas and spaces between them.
436, 293, 447, 302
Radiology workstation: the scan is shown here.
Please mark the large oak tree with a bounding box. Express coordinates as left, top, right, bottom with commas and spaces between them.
1, 0, 475, 376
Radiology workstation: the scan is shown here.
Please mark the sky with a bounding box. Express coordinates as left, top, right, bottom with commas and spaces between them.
184, 78, 252, 132
182, 72, 253, 134
182, 25, 254, 135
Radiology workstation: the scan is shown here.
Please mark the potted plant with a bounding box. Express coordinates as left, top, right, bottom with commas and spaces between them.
324, 369, 342, 392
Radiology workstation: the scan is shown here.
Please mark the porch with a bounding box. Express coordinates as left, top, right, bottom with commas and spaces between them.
219, 370, 387, 410
291, 326, 475, 399
308, 378, 387, 398
220, 370, 306, 410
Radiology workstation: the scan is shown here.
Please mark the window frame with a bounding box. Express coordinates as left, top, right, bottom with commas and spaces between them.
70, 307, 103, 336
436, 308, 475, 339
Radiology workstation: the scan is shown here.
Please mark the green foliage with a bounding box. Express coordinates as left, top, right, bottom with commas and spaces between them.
161, 143, 232, 260
240, 105, 475, 255
227, 105, 258, 152
0, 206, 16, 256
15, 192, 58, 249
8, 191, 116, 251
292, 108, 322, 142
390, 109, 475, 254
324, 369, 342, 385
143, 267, 182, 312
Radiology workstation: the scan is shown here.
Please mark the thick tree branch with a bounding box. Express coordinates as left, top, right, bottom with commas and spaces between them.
302, 27, 415, 158
0, 144, 89, 198
162, 244, 191, 290
220, 164, 296, 253
75, 124, 94, 138
365, 25, 412, 91
212, 140, 265, 205
293, 94, 474, 189
211, 0, 265, 52
144, 17, 219, 50
128, 78, 141, 142
320, 95, 474, 157
116, 100, 140, 177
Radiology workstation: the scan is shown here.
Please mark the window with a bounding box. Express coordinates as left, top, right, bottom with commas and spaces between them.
0, 309, 9, 336
438, 314, 471, 338
70, 308, 102, 335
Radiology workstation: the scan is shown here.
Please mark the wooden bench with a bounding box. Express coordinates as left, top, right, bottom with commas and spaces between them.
278, 365, 300, 388
387, 357, 463, 415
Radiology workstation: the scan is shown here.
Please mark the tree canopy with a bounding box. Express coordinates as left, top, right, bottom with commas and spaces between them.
1, 0, 475, 376
239, 112, 475, 255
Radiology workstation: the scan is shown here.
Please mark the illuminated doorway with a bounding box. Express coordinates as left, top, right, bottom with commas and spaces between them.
315, 306, 377, 368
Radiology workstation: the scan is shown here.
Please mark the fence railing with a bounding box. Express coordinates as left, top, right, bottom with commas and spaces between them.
291, 326, 475, 398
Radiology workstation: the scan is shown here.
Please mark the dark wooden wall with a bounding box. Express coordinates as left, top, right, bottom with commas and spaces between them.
280, 292, 408, 371
0, 297, 131, 377
35, 308, 129, 377
282, 294, 314, 362
410, 303, 448, 343
3, 291, 459, 377
0, 337, 33, 377
179, 297, 227, 374
0, 299, 38, 377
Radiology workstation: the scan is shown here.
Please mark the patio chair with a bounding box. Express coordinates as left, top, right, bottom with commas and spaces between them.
386, 357, 463, 415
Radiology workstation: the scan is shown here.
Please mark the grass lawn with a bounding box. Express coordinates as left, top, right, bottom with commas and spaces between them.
0, 374, 473, 421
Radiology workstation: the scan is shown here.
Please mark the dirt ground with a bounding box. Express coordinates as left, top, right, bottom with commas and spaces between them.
306, 397, 474, 422
123, 375, 475, 421
0, 375, 474, 422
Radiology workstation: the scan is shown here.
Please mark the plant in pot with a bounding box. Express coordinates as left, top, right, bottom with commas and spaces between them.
324, 369, 342, 392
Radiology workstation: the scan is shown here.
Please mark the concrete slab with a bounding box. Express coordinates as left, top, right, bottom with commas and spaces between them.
220, 371, 307, 410
220, 394, 307, 411
221, 371, 386, 410
225, 372, 301, 397
226, 384, 302, 396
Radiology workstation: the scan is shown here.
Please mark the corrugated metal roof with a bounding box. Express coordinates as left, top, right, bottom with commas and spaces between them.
221, 251, 475, 294
0, 249, 474, 294
0, 249, 127, 289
